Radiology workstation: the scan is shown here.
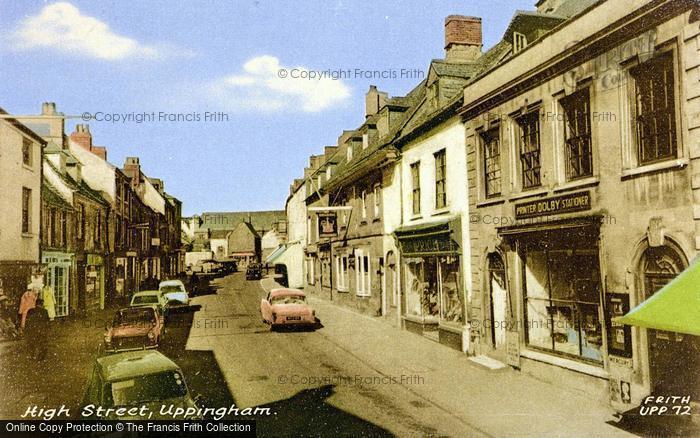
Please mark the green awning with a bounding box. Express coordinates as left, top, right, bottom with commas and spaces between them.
615, 258, 700, 336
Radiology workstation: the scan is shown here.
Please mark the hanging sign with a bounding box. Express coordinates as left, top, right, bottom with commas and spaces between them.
318, 213, 338, 238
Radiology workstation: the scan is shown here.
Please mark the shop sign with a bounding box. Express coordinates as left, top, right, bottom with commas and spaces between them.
506, 330, 520, 368
399, 234, 457, 255
318, 212, 337, 238
87, 254, 103, 265
514, 191, 591, 220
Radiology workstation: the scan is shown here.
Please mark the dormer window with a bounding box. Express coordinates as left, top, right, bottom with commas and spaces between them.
326, 166, 332, 179
513, 31, 527, 54
347, 144, 353, 161
362, 133, 369, 150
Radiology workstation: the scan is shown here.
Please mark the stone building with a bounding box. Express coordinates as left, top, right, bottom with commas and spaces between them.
460, 0, 700, 409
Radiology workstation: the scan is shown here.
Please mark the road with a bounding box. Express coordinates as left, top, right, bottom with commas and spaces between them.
183, 272, 484, 437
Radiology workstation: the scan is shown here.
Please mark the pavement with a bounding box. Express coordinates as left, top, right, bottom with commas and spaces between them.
185, 273, 634, 437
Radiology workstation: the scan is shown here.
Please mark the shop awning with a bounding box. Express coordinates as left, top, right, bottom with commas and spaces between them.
615, 258, 700, 336
267, 242, 300, 266
265, 245, 287, 264
393, 217, 460, 257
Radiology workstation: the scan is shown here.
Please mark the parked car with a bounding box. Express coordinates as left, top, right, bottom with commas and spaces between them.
220, 261, 238, 274
130, 290, 169, 313
260, 288, 316, 330
246, 263, 262, 280
158, 280, 190, 305
82, 350, 201, 419
104, 306, 164, 353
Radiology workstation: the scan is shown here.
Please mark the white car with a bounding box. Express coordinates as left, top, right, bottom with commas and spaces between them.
158, 280, 190, 305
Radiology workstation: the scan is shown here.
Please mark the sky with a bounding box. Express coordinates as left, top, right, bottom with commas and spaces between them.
0, 0, 534, 216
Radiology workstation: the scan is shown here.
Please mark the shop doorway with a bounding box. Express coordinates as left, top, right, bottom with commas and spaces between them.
641, 245, 699, 399
46, 264, 69, 317
488, 253, 507, 351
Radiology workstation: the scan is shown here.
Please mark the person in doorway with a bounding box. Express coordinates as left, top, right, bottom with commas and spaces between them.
18, 286, 37, 333
24, 298, 50, 360
41, 284, 56, 321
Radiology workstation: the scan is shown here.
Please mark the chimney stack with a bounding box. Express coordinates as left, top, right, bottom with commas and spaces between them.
41, 102, 57, 116
70, 124, 93, 151
365, 85, 388, 118
444, 15, 482, 62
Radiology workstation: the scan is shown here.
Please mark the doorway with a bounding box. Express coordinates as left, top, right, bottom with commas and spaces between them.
641, 245, 699, 399
488, 252, 507, 351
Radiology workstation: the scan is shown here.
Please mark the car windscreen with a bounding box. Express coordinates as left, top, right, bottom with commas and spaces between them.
271, 295, 306, 305
114, 308, 156, 325
132, 295, 159, 305
161, 285, 184, 293
105, 371, 188, 407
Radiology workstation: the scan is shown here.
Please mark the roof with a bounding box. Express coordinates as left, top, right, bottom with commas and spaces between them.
42, 178, 74, 211
45, 159, 109, 206
270, 288, 306, 298
616, 258, 700, 336
209, 229, 231, 239
158, 280, 185, 288
132, 290, 160, 297
0, 106, 48, 145
96, 350, 180, 382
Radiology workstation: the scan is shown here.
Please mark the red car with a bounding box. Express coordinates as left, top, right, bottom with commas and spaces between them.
104, 306, 165, 353
260, 289, 316, 330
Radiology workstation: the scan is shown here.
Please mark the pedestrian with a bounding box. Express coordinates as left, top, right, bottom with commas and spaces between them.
24, 298, 50, 360
41, 284, 56, 321
18, 286, 37, 333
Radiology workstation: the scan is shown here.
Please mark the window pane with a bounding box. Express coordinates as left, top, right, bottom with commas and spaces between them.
439, 256, 463, 323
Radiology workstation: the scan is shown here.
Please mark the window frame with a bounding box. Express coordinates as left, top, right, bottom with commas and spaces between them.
434, 149, 447, 209
629, 51, 678, 166
516, 110, 542, 190
355, 249, 371, 297
480, 127, 502, 198
22, 138, 33, 167
410, 161, 421, 215
560, 88, 593, 181
21, 187, 31, 234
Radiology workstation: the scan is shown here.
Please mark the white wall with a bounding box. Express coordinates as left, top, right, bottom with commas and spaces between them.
285, 184, 307, 288
68, 139, 116, 204
0, 121, 42, 262
399, 117, 472, 300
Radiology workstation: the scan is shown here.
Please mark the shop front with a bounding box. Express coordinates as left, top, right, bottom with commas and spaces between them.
85, 254, 105, 311
395, 218, 465, 350
42, 251, 73, 318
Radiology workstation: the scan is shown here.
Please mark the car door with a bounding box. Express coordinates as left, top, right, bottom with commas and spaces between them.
260, 293, 272, 322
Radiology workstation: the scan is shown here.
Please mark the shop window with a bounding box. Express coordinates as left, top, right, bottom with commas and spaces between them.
404, 256, 461, 323
411, 161, 421, 215
356, 249, 371, 296
434, 149, 447, 209
481, 128, 501, 198
560, 88, 593, 180
630, 52, 677, 165
517, 111, 541, 189
522, 232, 603, 363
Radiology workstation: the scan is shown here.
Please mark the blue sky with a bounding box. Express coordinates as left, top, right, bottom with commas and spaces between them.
0, 0, 533, 216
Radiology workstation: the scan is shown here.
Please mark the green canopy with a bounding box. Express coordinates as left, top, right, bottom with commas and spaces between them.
615, 258, 700, 336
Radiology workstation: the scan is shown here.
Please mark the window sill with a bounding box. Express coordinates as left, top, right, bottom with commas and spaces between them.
409, 215, 423, 221
552, 176, 599, 194
22, 164, 34, 172
520, 348, 608, 379
476, 197, 506, 208
508, 188, 549, 202
337, 287, 349, 293
432, 207, 450, 216
621, 158, 688, 180
355, 293, 371, 298
21, 232, 34, 238
372, 218, 381, 223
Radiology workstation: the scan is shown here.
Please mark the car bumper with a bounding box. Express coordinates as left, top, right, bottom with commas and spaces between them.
271, 317, 316, 327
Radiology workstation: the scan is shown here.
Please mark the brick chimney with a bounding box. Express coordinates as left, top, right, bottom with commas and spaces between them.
123, 157, 142, 188
41, 102, 57, 116
444, 15, 482, 62
70, 124, 92, 150
365, 85, 388, 118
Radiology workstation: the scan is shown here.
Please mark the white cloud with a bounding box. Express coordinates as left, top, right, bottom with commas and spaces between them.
8, 2, 190, 60
209, 55, 351, 113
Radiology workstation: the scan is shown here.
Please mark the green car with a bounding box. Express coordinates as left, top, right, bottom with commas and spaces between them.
82, 350, 201, 419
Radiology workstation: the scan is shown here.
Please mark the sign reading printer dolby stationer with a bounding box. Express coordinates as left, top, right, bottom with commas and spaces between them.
514, 191, 592, 220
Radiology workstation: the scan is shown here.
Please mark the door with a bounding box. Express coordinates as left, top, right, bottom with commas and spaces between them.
46, 264, 70, 317
642, 245, 698, 399
488, 253, 507, 349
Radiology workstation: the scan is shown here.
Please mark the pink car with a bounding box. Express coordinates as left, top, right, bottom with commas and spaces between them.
104, 306, 165, 353
260, 289, 316, 330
